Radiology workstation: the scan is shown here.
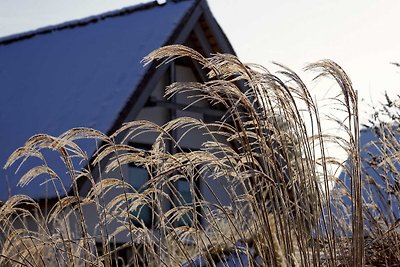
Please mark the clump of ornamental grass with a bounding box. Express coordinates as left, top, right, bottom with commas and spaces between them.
1, 45, 365, 266
358, 89, 400, 266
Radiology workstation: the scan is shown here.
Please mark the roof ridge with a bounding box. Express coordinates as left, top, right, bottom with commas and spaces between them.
0, 0, 176, 46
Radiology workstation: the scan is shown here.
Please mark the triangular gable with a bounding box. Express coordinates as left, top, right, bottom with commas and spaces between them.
0, 0, 229, 201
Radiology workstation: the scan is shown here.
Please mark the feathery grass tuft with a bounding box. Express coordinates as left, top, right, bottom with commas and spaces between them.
3, 45, 398, 266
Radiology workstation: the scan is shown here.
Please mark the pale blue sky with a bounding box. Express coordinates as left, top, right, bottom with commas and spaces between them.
1, 0, 399, 124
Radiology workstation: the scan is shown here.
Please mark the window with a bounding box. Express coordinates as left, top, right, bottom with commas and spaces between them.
175, 178, 194, 226
174, 148, 201, 227
127, 143, 152, 227
126, 144, 201, 228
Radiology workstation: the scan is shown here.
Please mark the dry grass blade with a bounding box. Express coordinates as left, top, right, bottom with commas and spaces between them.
47, 196, 82, 223
142, 44, 208, 67
4, 146, 44, 170
17, 165, 59, 187
86, 178, 132, 200
58, 127, 111, 143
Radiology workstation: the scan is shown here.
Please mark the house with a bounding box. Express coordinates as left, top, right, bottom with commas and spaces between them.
0, 1, 239, 263
0, 0, 235, 202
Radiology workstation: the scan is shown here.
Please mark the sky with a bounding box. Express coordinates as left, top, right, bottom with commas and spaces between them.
209, 0, 400, 123
1, 0, 399, 125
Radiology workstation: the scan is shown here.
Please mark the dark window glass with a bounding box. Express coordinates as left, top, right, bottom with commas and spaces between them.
175, 178, 194, 226
174, 148, 201, 227
127, 143, 152, 227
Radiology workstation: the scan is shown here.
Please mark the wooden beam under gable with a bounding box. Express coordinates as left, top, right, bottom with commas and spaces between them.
145, 96, 227, 118
193, 23, 214, 56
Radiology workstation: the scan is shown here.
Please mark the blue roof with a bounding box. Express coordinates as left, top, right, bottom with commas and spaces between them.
0, 0, 196, 200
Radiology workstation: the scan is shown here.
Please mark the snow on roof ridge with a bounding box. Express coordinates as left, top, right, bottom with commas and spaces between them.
0, 0, 190, 46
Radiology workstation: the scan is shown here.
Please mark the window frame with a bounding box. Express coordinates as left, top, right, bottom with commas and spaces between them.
172, 147, 202, 227
126, 142, 154, 228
